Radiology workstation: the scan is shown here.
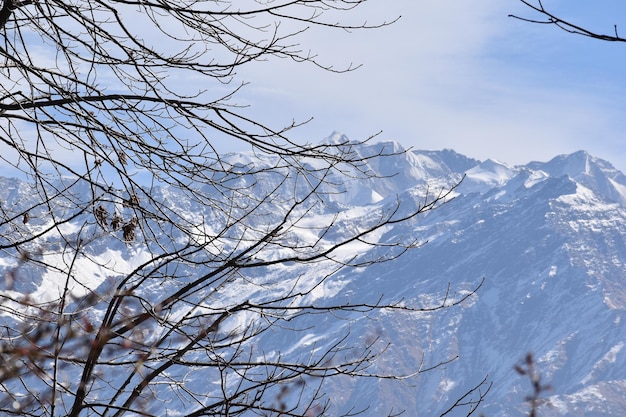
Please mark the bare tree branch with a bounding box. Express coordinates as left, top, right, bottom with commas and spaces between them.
512, 0, 626, 42
0, 1, 487, 416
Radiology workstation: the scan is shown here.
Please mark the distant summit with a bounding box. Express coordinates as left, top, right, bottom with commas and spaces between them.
528, 150, 626, 204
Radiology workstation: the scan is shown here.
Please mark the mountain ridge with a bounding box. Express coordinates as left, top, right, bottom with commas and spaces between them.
1, 138, 626, 416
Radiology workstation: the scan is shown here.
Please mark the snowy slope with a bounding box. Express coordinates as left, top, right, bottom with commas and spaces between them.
371, 149, 626, 416
1, 137, 626, 416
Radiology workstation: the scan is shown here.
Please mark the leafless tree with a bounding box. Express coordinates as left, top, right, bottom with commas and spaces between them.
512, 0, 626, 42
0, 1, 488, 416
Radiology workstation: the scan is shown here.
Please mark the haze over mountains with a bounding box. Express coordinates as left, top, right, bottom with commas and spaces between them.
2, 132, 626, 416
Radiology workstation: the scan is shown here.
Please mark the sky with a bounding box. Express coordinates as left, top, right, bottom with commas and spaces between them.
234, 0, 626, 173
3, 1, 626, 177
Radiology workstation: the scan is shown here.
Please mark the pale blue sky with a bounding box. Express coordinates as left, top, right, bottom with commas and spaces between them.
235, 0, 626, 172
3, 1, 626, 178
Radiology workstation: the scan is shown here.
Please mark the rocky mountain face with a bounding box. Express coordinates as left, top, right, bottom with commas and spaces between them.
1, 134, 626, 416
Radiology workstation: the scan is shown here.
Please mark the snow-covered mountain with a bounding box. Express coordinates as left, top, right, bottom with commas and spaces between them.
2, 134, 626, 416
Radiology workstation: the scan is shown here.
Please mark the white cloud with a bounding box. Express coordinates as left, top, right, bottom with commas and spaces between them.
2, 1, 625, 175
233, 0, 626, 172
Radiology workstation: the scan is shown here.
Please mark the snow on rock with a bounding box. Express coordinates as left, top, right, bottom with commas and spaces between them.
2, 137, 626, 416
460, 158, 517, 194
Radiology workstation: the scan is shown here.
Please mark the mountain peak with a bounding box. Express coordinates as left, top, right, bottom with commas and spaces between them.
460, 158, 517, 193
322, 131, 352, 145
413, 148, 481, 174
528, 150, 626, 204
531, 150, 592, 176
